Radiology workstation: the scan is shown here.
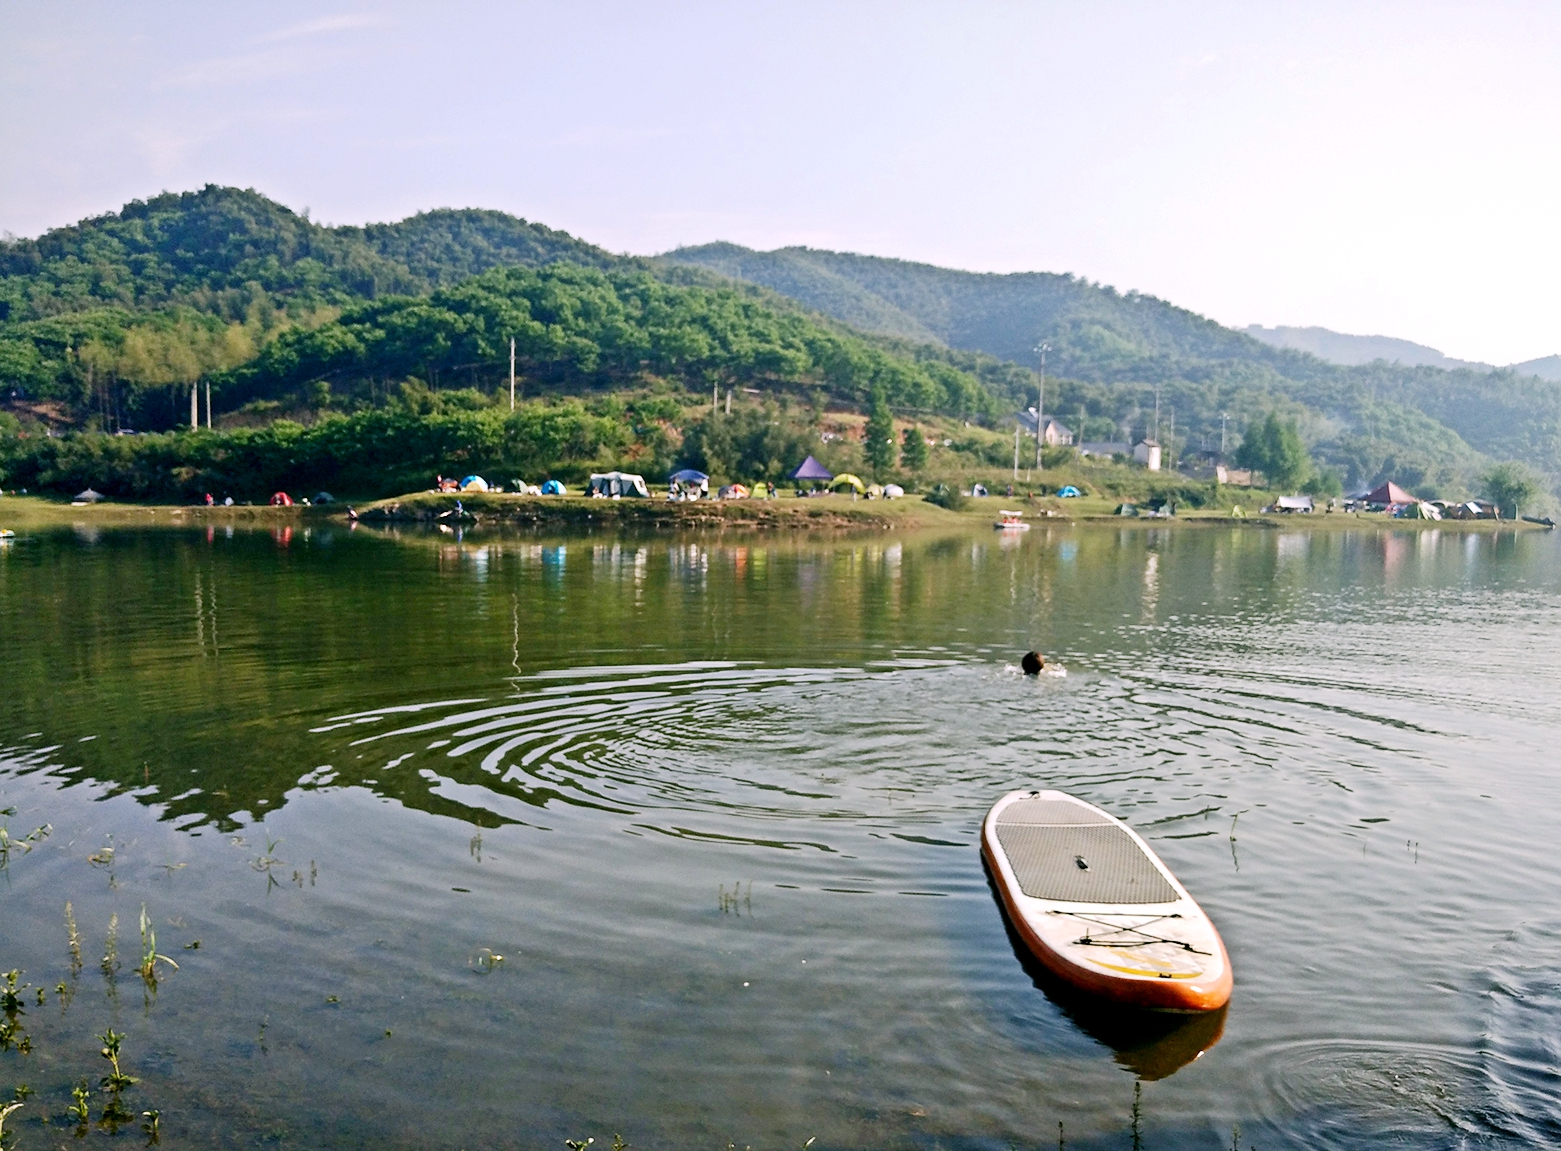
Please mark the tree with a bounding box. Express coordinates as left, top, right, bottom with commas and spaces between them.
1235, 412, 1310, 491
900, 425, 928, 472
1481, 461, 1541, 519
863, 385, 896, 479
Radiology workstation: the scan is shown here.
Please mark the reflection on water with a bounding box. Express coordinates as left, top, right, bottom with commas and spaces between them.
1, 523, 1560, 1148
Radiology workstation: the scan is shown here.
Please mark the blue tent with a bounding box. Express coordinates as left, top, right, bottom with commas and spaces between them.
669, 468, 709, 484
788, 455, 834, 481
1056, 485, 1082, 498
540, 480, 567, 495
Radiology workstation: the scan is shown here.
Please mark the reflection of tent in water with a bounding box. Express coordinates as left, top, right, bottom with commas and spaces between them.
788, 455, 833, 482
1361, 481, 1414, 506
588, 471, 650, 498
459, 475, 490, 492
540, 480, 566, 495
72, 488, 105, 504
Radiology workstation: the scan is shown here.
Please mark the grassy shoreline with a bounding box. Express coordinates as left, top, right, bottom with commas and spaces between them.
1, 491, 1548, 535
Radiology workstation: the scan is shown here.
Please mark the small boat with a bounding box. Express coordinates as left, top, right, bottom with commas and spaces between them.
982, 790, 1231, 1012
0, 529, 14, 540
994, 510, 1030, 531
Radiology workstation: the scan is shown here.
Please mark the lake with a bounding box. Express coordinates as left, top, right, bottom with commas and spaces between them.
1, 520, 1558, 1149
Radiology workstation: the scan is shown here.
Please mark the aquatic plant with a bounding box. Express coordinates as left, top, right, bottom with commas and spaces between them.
102, 913, 120, 983
142, 1108, 162, 1141
470, 948, 504, 974
564, 1139, 593, 1150
1131, 1082, 1142, 1151
0, 821, 51, 869
0, 972, 31, 1054
65, 901, 83, 972
718, 880, 752, 914
69, 1079, 91, 1122
99, 1029, 136, 1090
136, 904, 179, 987
0, 1102, 23, 1149
0, 971, 24, 1014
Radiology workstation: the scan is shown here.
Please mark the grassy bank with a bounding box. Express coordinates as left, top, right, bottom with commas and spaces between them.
2, 491, 1548, 535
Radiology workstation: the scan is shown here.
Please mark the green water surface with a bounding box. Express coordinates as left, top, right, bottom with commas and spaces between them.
1, 521, 1558, 1149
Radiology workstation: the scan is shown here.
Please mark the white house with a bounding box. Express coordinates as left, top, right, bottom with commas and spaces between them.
1015, 409, 1073, 446
1133, 440, 1162, 471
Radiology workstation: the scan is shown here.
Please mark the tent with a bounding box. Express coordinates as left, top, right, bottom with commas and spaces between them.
830, 473, 865, 492
314, 492, 335, 504
1396, 500, 1442, 520
588, 471, 650, 498
540, 480, 567, 495
269, 492, 293, 507
1361, 481, 1414, 506
460, 475, 490, 493
788, 455, 834, 482
1275, 495, 1314, 513
669, 468, 709, 484
718, 484, 749, 500
71, 488, 105, 504
882, 484, 905, 499
865, 483, 884, 499
1056, 485, 1082, 498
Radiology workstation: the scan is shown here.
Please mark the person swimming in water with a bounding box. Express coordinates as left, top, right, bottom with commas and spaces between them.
1021, 651, 1045, 675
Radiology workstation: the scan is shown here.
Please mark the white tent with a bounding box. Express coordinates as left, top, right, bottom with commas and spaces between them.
588, 472, 650, 498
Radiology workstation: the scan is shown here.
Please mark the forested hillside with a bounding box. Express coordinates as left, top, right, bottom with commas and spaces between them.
661, 242, 1561, 497
1, 187, 1555, 503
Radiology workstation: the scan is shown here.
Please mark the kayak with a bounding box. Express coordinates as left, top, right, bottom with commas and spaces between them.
982, 789, 1232, 1012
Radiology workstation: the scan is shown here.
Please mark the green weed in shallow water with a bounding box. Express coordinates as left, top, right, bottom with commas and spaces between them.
69, 1080, 90, 1123
142, 1108, 161, 1142
99, 1029, 136, 1090
65, 901, 82, 971
136, 904, 179, 987
0, 1102, 22, 1150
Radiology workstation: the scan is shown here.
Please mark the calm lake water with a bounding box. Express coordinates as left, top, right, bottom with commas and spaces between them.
2, 520, 1559, 1149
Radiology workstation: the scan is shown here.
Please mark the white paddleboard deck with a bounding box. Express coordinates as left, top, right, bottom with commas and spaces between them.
982, 789, 1232, 1011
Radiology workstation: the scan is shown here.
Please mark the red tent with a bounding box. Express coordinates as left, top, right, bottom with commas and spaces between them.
270, 491, 294, 507
1362, 481, 1413, 505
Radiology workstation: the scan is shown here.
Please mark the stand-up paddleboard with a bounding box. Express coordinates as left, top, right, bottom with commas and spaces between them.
982, 790, 1232, 1012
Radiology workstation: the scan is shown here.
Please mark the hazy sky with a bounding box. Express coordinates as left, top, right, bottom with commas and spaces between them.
4, 2, 1558, 364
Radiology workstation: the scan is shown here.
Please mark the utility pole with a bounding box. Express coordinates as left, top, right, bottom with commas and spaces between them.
190, 382, 199, 429
1013, 424, 1020, 479
1220, 411, 1228, 456
1034, 342, 1050, 471
1153, 383, 1161, 444
509, 338, 516, 411
205, 381, 212, 428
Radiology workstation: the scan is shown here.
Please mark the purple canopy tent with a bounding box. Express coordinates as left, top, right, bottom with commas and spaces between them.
787, 455, 834, 482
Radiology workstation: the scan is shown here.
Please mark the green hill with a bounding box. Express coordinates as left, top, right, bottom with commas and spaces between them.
1, 188, 1556, 503
660, 243, 1561, 498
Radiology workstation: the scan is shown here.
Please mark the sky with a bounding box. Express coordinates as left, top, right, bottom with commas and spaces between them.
3, 1, 1558, 365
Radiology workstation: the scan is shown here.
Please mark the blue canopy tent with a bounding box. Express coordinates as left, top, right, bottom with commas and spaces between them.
788, 455, 834, 482
540, 480, 567, 495
669, 468, 710, 495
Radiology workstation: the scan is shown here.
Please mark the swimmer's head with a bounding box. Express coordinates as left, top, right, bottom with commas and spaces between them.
1021, 651, 1045, 676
